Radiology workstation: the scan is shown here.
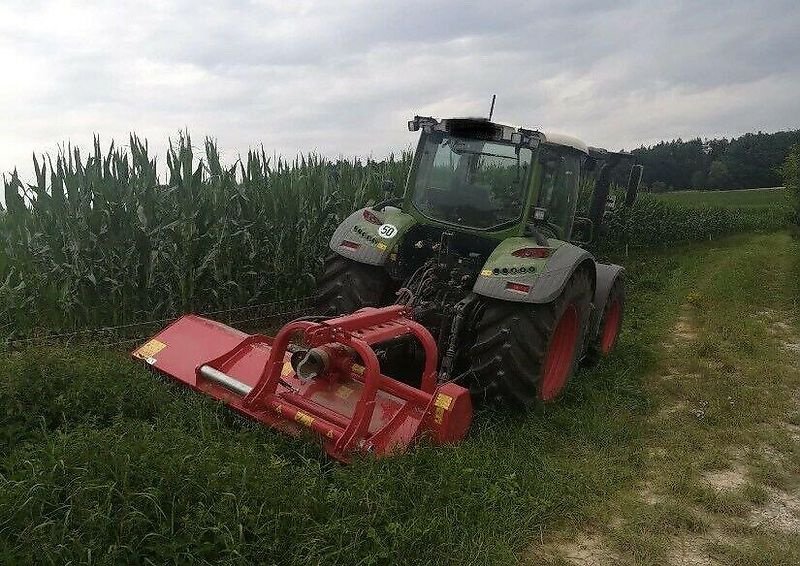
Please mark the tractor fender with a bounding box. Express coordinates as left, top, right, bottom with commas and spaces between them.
589, 263, 625, 338
473, 239, 596, 304
328, 207, 416, 266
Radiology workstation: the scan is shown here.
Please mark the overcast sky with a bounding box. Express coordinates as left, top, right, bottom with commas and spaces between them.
2, 0, 799, 179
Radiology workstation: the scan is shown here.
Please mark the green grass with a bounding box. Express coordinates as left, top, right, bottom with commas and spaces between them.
6, 232, 798, 565
652, 187, 790, 209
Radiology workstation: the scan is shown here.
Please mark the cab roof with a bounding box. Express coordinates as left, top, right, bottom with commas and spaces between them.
410, 116, 591, 155
539, 131, 589, 155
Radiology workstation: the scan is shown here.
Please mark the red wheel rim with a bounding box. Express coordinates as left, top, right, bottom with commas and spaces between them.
600, 299, 622, 354
539, 304, 579, 401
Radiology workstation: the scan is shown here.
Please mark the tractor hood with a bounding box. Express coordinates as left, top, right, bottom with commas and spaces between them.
328, 206, 417, 265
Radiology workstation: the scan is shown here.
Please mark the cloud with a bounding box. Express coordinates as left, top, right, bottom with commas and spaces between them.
1, 0, 799, 180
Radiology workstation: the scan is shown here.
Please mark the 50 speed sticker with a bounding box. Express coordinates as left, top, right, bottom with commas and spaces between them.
377, 223, 398, 239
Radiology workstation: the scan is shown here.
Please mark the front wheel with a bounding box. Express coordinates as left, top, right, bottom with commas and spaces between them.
466, 268, 593, 408
314, 255, 391, 316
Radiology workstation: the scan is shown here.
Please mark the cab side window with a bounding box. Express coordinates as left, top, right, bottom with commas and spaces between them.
534, 150, 581, 240
560, 153, 581, 240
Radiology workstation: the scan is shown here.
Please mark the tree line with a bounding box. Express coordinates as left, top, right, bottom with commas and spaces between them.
629, 129, 800, 191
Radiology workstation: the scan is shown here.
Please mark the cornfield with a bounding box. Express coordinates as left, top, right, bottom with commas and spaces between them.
1, 135, 790, 338
1, 135, 411, 336
601, 193, 790, 250
781, 144, 800, 229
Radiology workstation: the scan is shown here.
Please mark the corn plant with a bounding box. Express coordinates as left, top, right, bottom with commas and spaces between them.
0, 135, 411, 336
601, 193, 790, 251
781, 144, 800, 230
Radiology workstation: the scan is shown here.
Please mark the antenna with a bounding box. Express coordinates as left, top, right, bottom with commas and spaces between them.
488, 94, 496, 121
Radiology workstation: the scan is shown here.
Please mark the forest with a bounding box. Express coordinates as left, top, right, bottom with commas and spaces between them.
630, 129, 800, 191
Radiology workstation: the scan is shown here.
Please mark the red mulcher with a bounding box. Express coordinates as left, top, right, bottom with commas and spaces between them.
133, 305, 472, 462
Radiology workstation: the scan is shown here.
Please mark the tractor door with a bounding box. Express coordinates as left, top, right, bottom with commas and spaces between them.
535, 149, 581, 241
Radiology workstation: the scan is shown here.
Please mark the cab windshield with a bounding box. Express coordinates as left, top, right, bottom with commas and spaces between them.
411, 133, 533, 230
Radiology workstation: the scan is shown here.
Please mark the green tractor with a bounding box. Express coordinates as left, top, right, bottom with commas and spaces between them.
315, 116, 641, 407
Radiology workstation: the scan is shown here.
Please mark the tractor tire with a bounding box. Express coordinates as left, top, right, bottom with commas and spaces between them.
587, 277, 625, 362
314, 254, 391, 316
466, 268, 593, 408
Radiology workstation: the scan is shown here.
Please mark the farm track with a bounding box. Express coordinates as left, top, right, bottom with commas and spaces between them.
529, 232, 800, 565
0, 232, 798, 565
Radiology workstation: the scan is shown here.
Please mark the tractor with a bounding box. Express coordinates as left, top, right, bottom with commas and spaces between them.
133, 115, 641, 461
315, 116, 640, 407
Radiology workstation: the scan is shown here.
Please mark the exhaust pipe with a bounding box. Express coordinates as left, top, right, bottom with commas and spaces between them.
589, 162, 613, 246
624, 164, 643, 208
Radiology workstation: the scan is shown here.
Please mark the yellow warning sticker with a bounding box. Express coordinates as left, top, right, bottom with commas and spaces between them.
434, 393, 453, 410
295, 411, 315, 427
281, 361, 293, 377
480, 269, 492, 277
351, 364, 365, 375
376, 242, 387, 251
326, 429, 335, 439
336, 385, 353, 399
434, 405, 445, 424
133, 339, 166, 360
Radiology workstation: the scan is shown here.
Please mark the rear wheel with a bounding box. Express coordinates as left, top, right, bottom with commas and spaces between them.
314, 255, 391, 316
466, 268, 593, 407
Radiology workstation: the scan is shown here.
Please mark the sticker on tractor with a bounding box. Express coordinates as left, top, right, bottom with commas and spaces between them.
377, 223, 398, 239
480, 269, 492, 277
434, 393, 453, 410
376, 242, 387, 251
336, 385, 353, 399
134, 339, 166, 360
433, 393, 453, 424
294, 411, 315, 427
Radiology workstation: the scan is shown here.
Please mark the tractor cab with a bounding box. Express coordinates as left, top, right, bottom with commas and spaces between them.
404, 117, 589, 245
404, 116, 640, 247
